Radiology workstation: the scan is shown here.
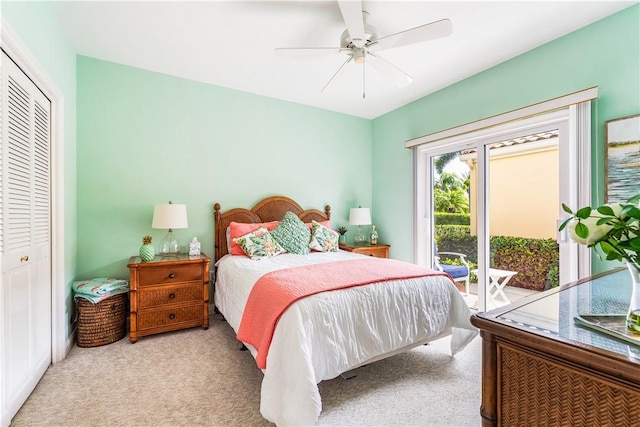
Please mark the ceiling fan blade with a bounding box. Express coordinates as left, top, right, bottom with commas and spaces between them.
337, 0, 365, 46
321, 56, 353, 92
275, 47, 345, 56
369, 18, 452, 52
368, 52, 413, 88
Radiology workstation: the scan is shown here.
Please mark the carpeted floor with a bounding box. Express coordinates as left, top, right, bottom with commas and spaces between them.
12, 314, 481, 426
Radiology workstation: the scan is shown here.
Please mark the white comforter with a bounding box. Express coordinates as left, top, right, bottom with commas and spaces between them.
214, 251, 477, 426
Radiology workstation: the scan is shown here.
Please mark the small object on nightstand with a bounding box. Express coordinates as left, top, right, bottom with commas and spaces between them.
370, 225, 378, 245
139, 235, 155, 262
189, 237, 201, 257
337, 226, 348, 244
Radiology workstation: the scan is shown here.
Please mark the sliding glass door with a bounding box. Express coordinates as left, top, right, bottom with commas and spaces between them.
416, 110, 580, 311
482, 125, 563, 309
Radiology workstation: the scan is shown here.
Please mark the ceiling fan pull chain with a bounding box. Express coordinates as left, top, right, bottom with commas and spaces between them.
362, 62, 366, 99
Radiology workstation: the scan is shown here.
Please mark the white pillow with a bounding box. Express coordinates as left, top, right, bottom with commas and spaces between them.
309, 220, 339, 252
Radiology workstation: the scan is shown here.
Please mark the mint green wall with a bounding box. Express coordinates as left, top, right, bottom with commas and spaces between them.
76, 57, 371, 280
2, 1, 78, 337
2, 2, 636, 342
371, 5, 640, 271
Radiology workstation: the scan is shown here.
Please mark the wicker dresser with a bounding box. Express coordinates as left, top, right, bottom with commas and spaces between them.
127, 253, 210, 343
471, 268, 640, 427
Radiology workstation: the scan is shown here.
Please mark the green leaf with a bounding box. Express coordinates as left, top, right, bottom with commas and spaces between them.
605, 252, 621, 261
575, 222, 589, 239
627, 206, 640, 220
627, 194, 640, 204
576, 207, 592, 219
561, 203, 573, 214
558, 217, 572, 231
597, 206, 614, 216
599, 240, 613, 252
629, 237, 640, 251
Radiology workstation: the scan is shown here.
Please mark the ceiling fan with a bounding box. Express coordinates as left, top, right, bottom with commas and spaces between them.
275, 0, 453, 98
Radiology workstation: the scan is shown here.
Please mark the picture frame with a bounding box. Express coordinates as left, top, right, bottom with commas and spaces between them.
605, 114, 640, 203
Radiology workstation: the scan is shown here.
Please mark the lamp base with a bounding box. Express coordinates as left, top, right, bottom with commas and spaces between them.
353, 226, 366, 245
159, 229, 180, 255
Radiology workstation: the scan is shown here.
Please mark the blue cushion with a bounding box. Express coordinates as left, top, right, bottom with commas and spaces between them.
440, 264, 468, 279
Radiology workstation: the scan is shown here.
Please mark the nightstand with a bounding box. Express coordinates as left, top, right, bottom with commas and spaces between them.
127, 253, 211, 343
339, 243, 390, 258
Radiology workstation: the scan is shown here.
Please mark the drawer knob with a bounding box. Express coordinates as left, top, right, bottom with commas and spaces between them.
168, 273, 176, 279
169, 313, 176, 320
169, 293, 176, 299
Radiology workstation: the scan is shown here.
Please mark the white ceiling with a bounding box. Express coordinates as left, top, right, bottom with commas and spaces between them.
52, 1, 635, 119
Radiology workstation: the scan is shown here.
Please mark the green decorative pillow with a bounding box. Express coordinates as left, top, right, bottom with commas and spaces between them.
271, 211, 311, 255
309, 220, 339, 252
232, 227, 286, 260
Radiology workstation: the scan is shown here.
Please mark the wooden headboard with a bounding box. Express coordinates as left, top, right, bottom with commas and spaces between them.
213, 195, 331, 262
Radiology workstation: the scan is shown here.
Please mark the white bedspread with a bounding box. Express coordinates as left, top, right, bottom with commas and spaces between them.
214, 251, 477, 426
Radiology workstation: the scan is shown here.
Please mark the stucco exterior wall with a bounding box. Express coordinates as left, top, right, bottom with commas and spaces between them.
465, 140, 559, 239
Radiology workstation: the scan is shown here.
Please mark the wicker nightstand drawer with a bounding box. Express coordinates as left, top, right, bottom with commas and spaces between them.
138, 264, 203, 287
136, 304, 203, 330
137, 282, 203, 308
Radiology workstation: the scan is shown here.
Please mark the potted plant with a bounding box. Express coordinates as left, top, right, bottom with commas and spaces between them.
337, 226, 348, 244
559, 193, 640, 333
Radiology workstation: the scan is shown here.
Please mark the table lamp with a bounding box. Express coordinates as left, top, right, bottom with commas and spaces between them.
349, 206, 371, 245
152, 201, 188, 255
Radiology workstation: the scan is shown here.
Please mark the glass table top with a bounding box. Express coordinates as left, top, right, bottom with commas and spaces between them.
494, 268, 640, 361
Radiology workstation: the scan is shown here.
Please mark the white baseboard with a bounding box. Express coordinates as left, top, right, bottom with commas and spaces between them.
61, 326, 76, 361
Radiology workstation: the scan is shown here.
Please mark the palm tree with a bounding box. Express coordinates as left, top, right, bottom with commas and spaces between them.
434, 152, 459, 174
436, 172, 463, 192
434, 188, 469, 213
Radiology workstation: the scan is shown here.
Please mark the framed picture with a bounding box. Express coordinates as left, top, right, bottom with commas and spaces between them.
605, 114, 640, 203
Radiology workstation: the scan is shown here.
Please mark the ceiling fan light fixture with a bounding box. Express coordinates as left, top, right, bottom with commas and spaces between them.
276, 2, 452, 95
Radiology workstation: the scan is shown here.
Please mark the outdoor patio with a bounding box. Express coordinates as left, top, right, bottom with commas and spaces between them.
462, 282, 539, 311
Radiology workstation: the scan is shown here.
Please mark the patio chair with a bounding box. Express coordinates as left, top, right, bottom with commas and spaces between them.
434, 248, 470, 296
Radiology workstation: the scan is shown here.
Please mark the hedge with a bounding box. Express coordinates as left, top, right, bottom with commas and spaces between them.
435, 225, 559, 291
491, 236, 559, 291
434, 213, 471, 226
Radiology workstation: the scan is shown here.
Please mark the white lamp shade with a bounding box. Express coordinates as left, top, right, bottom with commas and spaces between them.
349, 207, 371, 226
152, 203, 188, 229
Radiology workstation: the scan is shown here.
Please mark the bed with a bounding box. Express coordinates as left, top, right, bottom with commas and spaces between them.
213, 195, 477, 426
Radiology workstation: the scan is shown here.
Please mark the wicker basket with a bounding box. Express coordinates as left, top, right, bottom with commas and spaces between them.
76, 293, 128, 347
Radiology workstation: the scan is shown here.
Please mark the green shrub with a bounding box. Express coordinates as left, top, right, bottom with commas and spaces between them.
435, 225, 477, 263
434, 212, 471, 225
546, 261, 560, 289
491, 236, 559, 291
434, 226, 559, 291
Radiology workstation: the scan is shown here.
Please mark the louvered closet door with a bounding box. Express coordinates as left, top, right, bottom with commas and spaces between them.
1, 50, 52, 426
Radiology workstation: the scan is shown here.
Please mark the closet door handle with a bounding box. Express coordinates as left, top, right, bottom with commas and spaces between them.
20, 255, 29, 262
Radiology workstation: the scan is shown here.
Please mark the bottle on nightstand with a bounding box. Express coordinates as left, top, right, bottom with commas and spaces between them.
370, 225, 378, 245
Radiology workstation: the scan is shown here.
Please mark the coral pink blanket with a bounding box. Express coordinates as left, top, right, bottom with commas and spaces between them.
237, 257, 451, 369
